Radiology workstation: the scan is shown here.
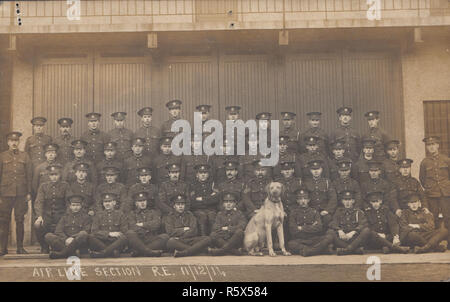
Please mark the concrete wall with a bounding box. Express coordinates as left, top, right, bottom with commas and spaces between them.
402, 37, 450, 177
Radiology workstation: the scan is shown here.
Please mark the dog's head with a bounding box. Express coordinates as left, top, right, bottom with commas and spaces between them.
265, 181, 285, 201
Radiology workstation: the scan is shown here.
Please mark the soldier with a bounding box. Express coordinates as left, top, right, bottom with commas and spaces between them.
211, 135, 242, 184
298, 136, 330, 179
154, 136, 184, 184
303, 159, 337, 227
189, 164, 218, 236
352, 139, 377, 185
183, 132, 210, 181
242, 160, 272, 218
161, 100, 183, 135
419, 136, 450, 235
94, 167, 127, 213
34, 164, 69, 254
108, 112, 133, 161
53, 118, 74, 163
45, 195, 91, 259
32, 143, 61, 197
62, 139, 98, 187
330, 107, 361, 162
399, 193, 448, 253
208, 191, 247, 256
96, 142, 124, 184
287, 188, 334, 256
382, 140, 402, 183
328, 140, 353, 181
127, 167, 159, 213
328, 190, 370, 255
134, 107, 161, 156
164, 194, 212, 257
332, 160, 363, 209
0, 132, 32, 255
25, 117, 52, 169
81, 113, 110, 162
88, 193, 128, 258
196, 104, 212, 126
66, 163, 95, 216
273, 136, 301, 179
275, 161, 303, 214
125, 192, 168, 257
394, 159, 428, 214
365, 191, 410, 254
157, 163, 190, 216
255, 112, 273, 148
280, 112, 300, 153
362, 111, 390, 162
299, 112, 328, 156
213, 160, 246, 209
123, 137, 153, 186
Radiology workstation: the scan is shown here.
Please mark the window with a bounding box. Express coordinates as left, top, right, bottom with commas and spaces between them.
424, 100, 450, 156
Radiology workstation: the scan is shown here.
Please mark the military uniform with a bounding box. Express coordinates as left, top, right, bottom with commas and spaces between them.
32, 143, 61, 195
395, 159, 427, 210
299, 112, 329, 155
211, 154, 242, 184
96, 158, 124, 185
328, 141, 353, 180
123, 138, 153, 186
108, 112, 133, 160
298, 136, 330, 179
0, 132, 33, 254
53, 118, 74, 163
95, 181, 127, 213
183, 136, 210, 181
157, 163, 190, 215
81, 113, 110, 162
25, 117, 53, 168
279, 112, 300, 153
332, 161, 363, 209
274, 162, 303, 213
240, 153, 260, 183
161, 100, 183, 135
134, 107, 161, 156
272, 136, 302, 179
382, 158, 401, 183
352, 139, 377, 184
362, 111, 390, 162
330, 107, 361, 162
153, 136, 185, 184
213, 170, 246, 206
66, 163, 96, 213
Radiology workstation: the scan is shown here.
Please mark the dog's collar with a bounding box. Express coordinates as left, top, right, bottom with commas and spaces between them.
269, 197, 282, 203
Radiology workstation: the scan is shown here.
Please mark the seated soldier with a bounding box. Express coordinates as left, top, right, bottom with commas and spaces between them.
94, 166, 127, 214
287, 188, 334, 257
189, 164, 218, 236
328, 190, 371, 255
45, 195, 91, 259
399, 193, 448, 253
364, 191, 410, 254
88, 193, 128, 258
125, 192, 168, 257
157, 163, 190, 216
67, 163, 95, 216
164, 194, 212, 257
332, 160, 363, 209
126, 167, 159, 213
275, 161, 303, 214
208, 192, 247, 256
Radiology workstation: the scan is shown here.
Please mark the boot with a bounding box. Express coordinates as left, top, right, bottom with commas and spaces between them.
175, 237, 211, 257
90, 250, 106, 258
103, 237, 127, 257
208, 247, 225, 256
166, 238, 190, 252
49, 251, 67, 259
15, 222, 28, 254
414, 244, 431, 254
382, 246, 391, 254
302, 236, 334, 257
0, 223, 8, 256
391, 245, 410, 254
145, 249, 163, 257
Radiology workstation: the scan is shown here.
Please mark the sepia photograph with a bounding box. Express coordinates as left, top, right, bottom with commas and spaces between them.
0, 0, 449, 286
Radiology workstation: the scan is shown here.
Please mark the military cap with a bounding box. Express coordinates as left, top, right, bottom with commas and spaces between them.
167, 163, 181, 172
362, 139, 376, 148
103, 166, 120, 175
253, 159, 269, 167
104, 141, 117, 151
307, 159, 324, 169
166, 99, 182, 109
397, 158, 413, 168
364, 111, 380, 120
133, 192, 149, 202
46, 164, 63, 173
367, 191, 383, 202
57, 118, 73, 127
137, 167, 152, 176
222, 191, 238, 202
404, 193, 421, 204
255, 112, 271, 120
137, 107, 153, 117
85, 112, 101, 121
385, 140, 400, 149
306, 112, 322, 119
31, 117, 47, 125
336, 107, 352, 115
194, 164, 211, 172
281, 112, 296, 120
73, 163, 90, 171
111, 112, 127, 121
71, 139, 88, 149
195, 104, 211, 113
160, 136, 172, 146
171, 194, 186, 204
225, 160, 239, 170
6, 131, 22, 140
337, 160, 352, 171
101, 193, 117, 202
422, 136, 440, 145
332, 140, 346, 150
367, 161, 382, 171
44, 143, 59, 153
304, 135, 320, 146
225, 106, 241, 113
280, 161, 295, 170
131, 137, 145, 146
294, 188, 310, 198
279, 135, 290, 145
67, 195, 84, 204
340, 190, 355, 200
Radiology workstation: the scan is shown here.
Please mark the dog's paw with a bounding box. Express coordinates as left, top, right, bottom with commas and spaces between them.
282, 250, 291, 256
269, 250, 277, 257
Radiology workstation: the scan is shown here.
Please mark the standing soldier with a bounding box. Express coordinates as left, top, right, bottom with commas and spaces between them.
183, 132, 210, 181
242, 160, 273, 218
25, 117, 52, 170
299, 112, 328, 155
298, 136, 330, 179
395, 159, 428, 212
255, 112, 273, 149
53, 118, 74, 163
34, 164, 69, 254
273, 136, 301, 179
362, 111, 390, 162
94, 167, 128, 214
108, 112, 133, 161
280, 112, 300, 153
0, 132, 32, 255
332, 160, 363, 209
419, 136, 450, 235
126, 167, 159, 213
154, 136, 185, 184
81, 113, 110, 163
196, 104, 212, 126
134, 107, 160, 157
157, 163, 190, 216
328, 140, 353, 181
213, 160, 246, 209
32, 143, 61, 197
382, 140, 402, 183
330, 107, 361, 162
161, 100, 183, 135
352, 139, 377, 185
123, 137, 153, 186
96, 142, 124, 184
67, 163, 96, 216
62, 139, 97, 187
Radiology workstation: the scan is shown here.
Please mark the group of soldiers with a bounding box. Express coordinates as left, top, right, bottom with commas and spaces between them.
0, 99, 449, 258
